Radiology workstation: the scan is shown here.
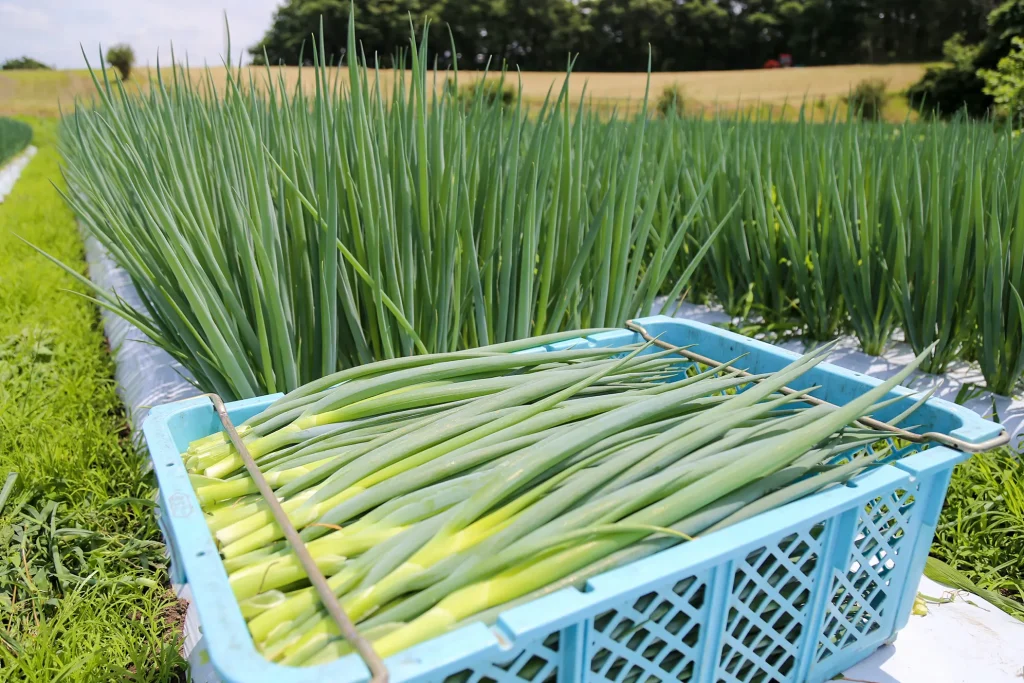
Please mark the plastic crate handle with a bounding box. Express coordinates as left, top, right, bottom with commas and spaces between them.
624, 320, 1009, 454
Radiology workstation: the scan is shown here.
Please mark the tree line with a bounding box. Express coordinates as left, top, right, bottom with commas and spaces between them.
909, 0, 1024, 117
250, 0, 1000, 72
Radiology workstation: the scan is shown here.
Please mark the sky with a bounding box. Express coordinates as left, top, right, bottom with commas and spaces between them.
0, 0, 283, 69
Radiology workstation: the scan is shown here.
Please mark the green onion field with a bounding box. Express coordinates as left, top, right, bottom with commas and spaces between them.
53, 48, 1024, 401
1, 13, 1022, 681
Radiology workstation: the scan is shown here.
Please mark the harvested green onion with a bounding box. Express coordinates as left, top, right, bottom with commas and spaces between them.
180, 328, 934, 664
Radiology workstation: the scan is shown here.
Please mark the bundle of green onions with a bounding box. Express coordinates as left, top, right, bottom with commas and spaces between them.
183, 328, 933, 665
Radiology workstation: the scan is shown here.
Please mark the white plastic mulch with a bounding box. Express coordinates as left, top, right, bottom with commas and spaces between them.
0, 145, 37, 203
82, 234, 200, 430
842, 574, 1024, 682
666, 301, 1024, 452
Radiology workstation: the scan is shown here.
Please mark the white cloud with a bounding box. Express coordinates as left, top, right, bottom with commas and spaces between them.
0, 0, 283, 69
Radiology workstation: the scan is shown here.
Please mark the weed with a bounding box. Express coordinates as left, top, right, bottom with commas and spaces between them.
656, 83, 685, 117
931, 449, 1024, 611
848, 78, 888, 120
446, 77, 515, 109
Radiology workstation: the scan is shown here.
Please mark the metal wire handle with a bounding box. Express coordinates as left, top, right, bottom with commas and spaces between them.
203, 393, 389, 683
624, 320, 1009, 454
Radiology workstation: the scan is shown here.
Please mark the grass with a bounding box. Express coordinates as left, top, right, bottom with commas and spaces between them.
930, 449, 1024, 614
0, 117, 186, 681
0, 62, 928, 119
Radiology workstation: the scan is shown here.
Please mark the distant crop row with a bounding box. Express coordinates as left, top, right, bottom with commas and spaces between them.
677, 116, 1024, 394
51, 31, 1024, 401
0, 117, 31, 167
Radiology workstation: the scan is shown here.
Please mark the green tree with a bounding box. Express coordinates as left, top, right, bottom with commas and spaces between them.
908, 33, 990, 117
247, 0, 1000, 72
251, 0, 444, 67
668, 0, 731, 70
579, 0, 673, 71
908, 0, 1024, 118
1, 56, 51, 70
490, 0, 584, 70
437, 0, 504, 68
105, 43, 135, 80
980, 35, 1024, 121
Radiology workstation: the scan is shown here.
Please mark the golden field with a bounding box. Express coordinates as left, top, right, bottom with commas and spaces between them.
0, 62, 928, 119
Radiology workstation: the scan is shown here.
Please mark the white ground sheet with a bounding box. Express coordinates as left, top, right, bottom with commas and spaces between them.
0, 145, 37, 203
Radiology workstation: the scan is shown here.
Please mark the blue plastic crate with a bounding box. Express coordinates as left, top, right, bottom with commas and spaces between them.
142, 315, 1002, 683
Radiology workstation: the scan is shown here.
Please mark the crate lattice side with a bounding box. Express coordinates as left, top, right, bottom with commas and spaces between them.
811, 463, 928, 678
439, 629, 565, 683
586, 571, 712, 683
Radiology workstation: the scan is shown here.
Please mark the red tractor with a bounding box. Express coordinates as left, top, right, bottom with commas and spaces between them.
764, 54, 793, 69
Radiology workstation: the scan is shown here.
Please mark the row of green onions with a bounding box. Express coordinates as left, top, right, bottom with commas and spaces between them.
183, 328, 934, 664
54, 19, 723, 403
0, 116, 32, 169
677, 113, 1024, 391
52, 10, 1024, 401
